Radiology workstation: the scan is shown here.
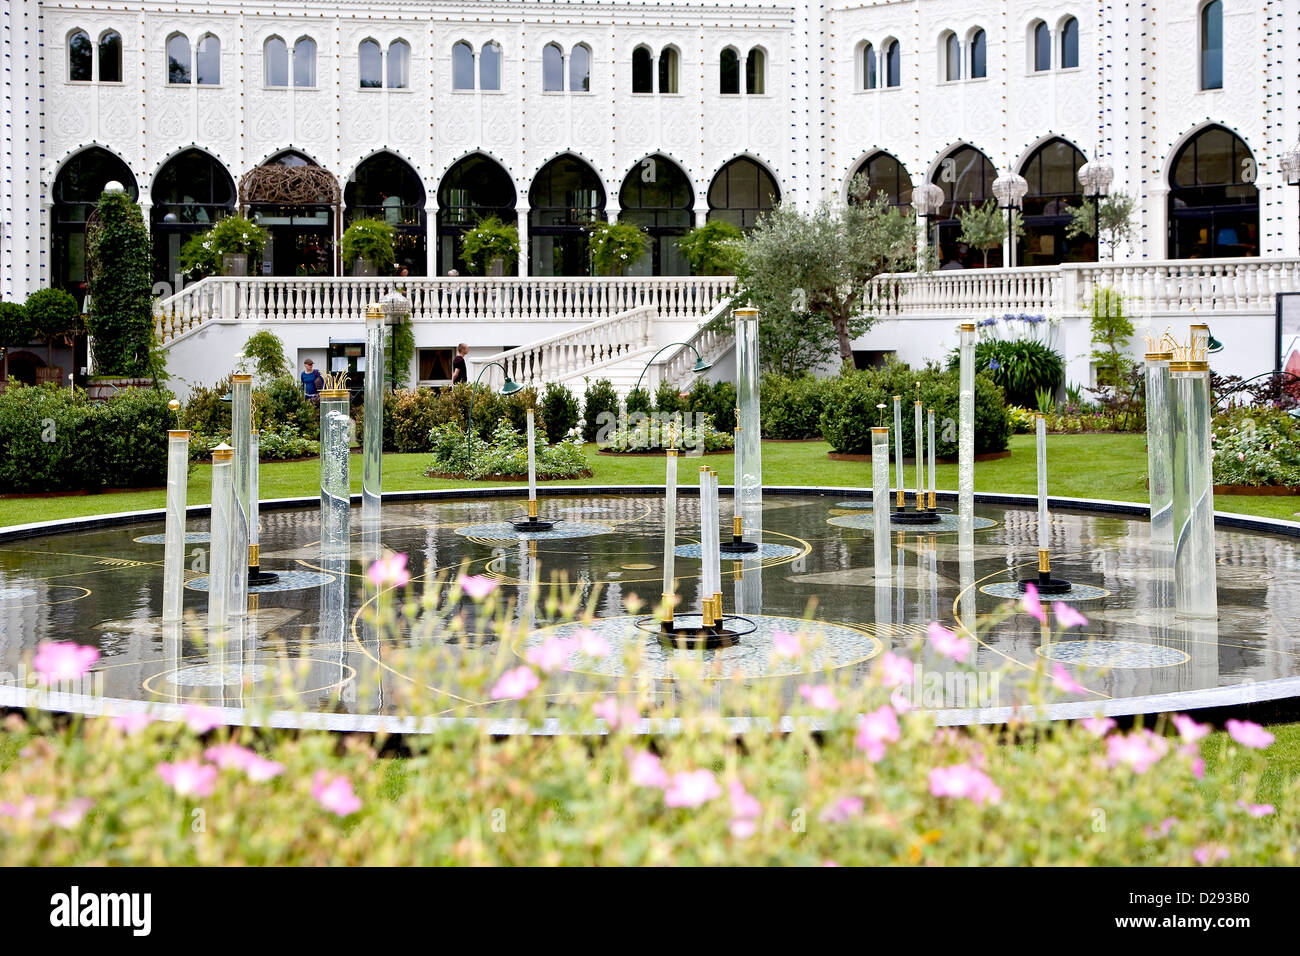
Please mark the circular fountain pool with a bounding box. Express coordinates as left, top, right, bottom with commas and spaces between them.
2, 488, 1299, 732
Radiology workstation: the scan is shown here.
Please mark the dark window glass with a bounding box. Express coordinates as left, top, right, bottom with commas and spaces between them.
570, 44, 590, 92
1061, 17, 1079, 69
863, 43, 876, 90
98, 31, 122, 82
746, 48, 764, 94
69, 31, 93, 81
1168, 125, 1258, 259
359, 40, 382, 88
1019, 139, 1087, 265
945, 34, 960, 81
971, 30, 986, 78
632, 46, 652, 93
619, 155, 694, 275
1201, 1, 1222, 90
196, 35, 219, 85
707, 157, 779, 230
850, 152, 913, 213
1034, 22, 1051, 71
264, 37, 288, 87
720, 47, 740, 94
543, 43, 564, 91
660, 47, 679, 93
452, 41, 474, 90
886, 41, 901, 87
167, 34, 191, 84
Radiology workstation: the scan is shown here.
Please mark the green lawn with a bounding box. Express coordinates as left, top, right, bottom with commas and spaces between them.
4, 433, 1298, 528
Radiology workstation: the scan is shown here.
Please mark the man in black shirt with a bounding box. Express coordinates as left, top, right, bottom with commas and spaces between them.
452, 343, 469, 386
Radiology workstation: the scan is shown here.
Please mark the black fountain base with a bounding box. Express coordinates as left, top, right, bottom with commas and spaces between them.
1018, 572, 1073, 595
719, 535, 759, 554
510, 516, 557, 532
891, 508, 942, 525
248, 567, 280, 586
641, 612, 758, 650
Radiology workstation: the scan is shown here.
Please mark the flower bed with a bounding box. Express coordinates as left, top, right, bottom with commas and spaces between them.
425, 420, 589, 481
1211, 407, 1300, 488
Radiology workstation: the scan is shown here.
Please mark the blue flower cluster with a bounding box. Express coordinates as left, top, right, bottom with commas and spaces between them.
1000, 312, 1046, 325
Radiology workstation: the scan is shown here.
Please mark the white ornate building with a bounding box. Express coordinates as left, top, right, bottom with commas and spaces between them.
2, 0, 1298, 393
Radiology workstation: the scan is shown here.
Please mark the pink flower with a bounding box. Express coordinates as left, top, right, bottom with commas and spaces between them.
1106, 730, 1168, 774
927, 763, 1002, 805
821, 860, 841, 867
877, 651, 914, 688
1078, 715, 1116, 737
1226, 719, 1274, 749
575, 628, 610, 658
203, 742, 254, 770
729, 818, 757, 839
772, 630, 804, 659
366, 552, 410, 589
1053, 602, 1088, 629
244, 755, 285, 782
728, 780, 762, 838
311, 772, 362, 816
1189, 756, 1205, 780
1237, 451, 1245, 462
664, 769, 722, 808
627, 749, 670, 789
927, 621, 970, 663
31, 641, 99, 684
592, 697, 639, 731
1237, 801, 1274, 818
1194, 844, 1229, 865
855, 705, 901, 763
490, 666, 539, 700
889, 687, 913, 714
458, 574, 498, 600
110, 712, 153, 735
48, 798, 94, 830
1021, 582, 1046, 623
798, 684, 839, 711
1172, 713, 1211, 744
820, 796, 864, 824
157, 760, 218, 797
525, 636, 577, 673
0, 797, 37, 820
183, 704, 226, 734
1145, 817, 1178, 838
1051, 663, 1086, 695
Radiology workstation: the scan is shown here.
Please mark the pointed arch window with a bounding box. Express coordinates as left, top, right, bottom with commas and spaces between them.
570, 43, 591, 91
632, 45, 653, 93
1200, 1, 1223, 90
264, 37, 288, 87
885, 40, 901, 87
659, 46, 679, 93
970, 30, 986, 79
720, 47, 740, 94
167, 34, 191, 84
746, 48, 765, 94
388, 41, 410, 89
480, 42, 501, 90
359, 40, 382, 88
862, 43, 876, 90
98, 31, 122, 82
1033, 22, 1051, 72
195, 35, 220, 85
452, 41, 474, 90
69, 30, 93, 81
294, 37, 316, 87
944, 33, 961, 81
543, 43, 564, 91
1061, 17, 1079, 69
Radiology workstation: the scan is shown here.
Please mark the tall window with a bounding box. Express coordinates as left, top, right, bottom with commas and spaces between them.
480, 42, 501, 90
167, 34, 191, 84
1168, 124, 1257, 259
970, 29, 986, 79
632, 45, 652, 93
388, 41, 410, 89
570, 43, 590, 91
359, 40, 382, 88
98, 31, 122, 82
850, 152, 913, 213
944, 33, 960, 81
69, 30, 93, 81
1061, 17, 1079, 69
1201, 1, 1223, 90
264, 37, 288, 87
195, 35, 219, 85
452, 41, 474, 90
746, 47, 765, 94
659, 46, 679, 93
863, 43, 877, 90
1019, 138, 1087, 265
885, 40, 901, 87
543, 43, 564, 91
294, 38, 316, 87
1033, 22, 1051, 72
720, 47, 740, 94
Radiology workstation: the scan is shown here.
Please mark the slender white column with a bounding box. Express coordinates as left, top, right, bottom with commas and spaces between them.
872, 427, 890, 579
892, 395, 904, 510
1172, 360, 1218, 620
927, 409, 937, 510
662, 448, 678, 622
1145, 351, 1174, 548
162, 430, 190, 624
207, 444, 234, 631
734, 307, 762, 542
230, 374, 252, 617
913, 399, 924, 511
526, 407, 538, 519
320, 389, 352, 555
958, 323, 976, 536
362, 305, 385, 532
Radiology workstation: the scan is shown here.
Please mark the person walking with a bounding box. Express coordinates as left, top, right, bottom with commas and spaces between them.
301, 358, 325, 405
452, 343, 469, 386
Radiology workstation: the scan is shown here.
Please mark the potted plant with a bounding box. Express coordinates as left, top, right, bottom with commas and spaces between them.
86, 190, 161, 397
179, 215, 269, 280
342, 218, 396, 277
459, 216, 520, 276
25, 287, 80, 385
587, 220, 649, 277
677, 220, 743, 275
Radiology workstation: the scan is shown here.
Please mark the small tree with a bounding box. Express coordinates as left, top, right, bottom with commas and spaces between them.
240, 329, 290, 384
957, 201, 1024, 268
459, 216, 520, 275
24, 288, 80, 368
677, 220, 743, 275
342, 218, 397, 274
1089, 285, 1136, 386
1065, 192, 1136, 260
0, 300, 33, 382
587, 221, 649, 276
87, 190, 156, 378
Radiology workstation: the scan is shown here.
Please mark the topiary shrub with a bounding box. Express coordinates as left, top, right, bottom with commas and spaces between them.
624, 386, 652, 416
540, 382, 580, 443
582, 378, 619, 442
653, 380, 686, 415
760, 374, 829, 439
87, 191, 155, 378
426, 419, 588, 480
240, 329, 290, 383
261, 373, 318, 436
683, 378, 736, 433
0, 301, 33, 359
24, 288, 81, 365
429, 383, 546, 444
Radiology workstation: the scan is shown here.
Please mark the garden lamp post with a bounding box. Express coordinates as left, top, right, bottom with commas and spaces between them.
1078, 158, 1114, 261
466, 361, 521, 459
381, 288, 412, 393
912, 182, 945, 270
992, 170, 1028, 269
631, 343, 713, 397
1282, 138, 1300, 254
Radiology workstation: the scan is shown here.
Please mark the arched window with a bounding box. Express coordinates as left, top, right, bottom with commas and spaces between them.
970, 30, 986, 79
850, 151, 913, 213
388, 41, 410, 89
632, 45, 653, 94
1019, 138, 1087, 265
543, 43, 564, 91
195, 35, 219, 85
1033, 22, 1051, 72
720, 47, 740, 95
480, 42, 501, 90
1061, 17, 1079, 69
52, 148, 137, 301
885, 40, 901, 87
151, 148, 236, 284
944, 33, 961, 81
1168, 125, 1258, 259
345, 151, 427, 274
437, 153, 516, 274
862, 43, 877, 90
570, 43, 591, 92
294, 37, 316, 87
528, 154, 606, 276
659, 46, 679, 94
1201, 1, 1223, 90
452, 41, 475, 90
69, 31, 93, 81
264, 36, 288, 87
167, 34, 191, 85
930, 144, 999, 267
707, 157, 779, 230
358, 40, 382, 88
620, 155, 695, 275
98, 31, 122, 82
746, 47, 765, 94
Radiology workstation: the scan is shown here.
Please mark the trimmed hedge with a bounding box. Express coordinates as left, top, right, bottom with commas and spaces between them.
760, 374, 828, 439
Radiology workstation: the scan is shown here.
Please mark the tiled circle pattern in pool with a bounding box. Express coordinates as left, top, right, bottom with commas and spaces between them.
186, 570, 335, 593
828, 512, 997, 533
1038, 639, 1190, 669
673, 542, 802, 560
455, 521, 615, 542
134, 532, 211, 545
980, 581, 1109, 602
168, 663, 273, 687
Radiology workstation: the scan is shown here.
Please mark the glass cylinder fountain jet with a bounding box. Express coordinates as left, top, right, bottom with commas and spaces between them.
661, 444, 679, 625
927, 408, 937, 510
1172, 357, 1218, 620
894, 397, 939, 524
247, 429, 278, 585
1019, 414, 1071, 593
1145, 346, 1174, 549
724, 306, 762, 553
958, 323, 976, 539
230, 374, 252, 616
661, 466, 741, 649
872, 427, 891, 579
512, 407, 554, 531
207, 444, 235, 631
162, 429, 190, 624
362, 304, 385, 535
319, 388, 352, 556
